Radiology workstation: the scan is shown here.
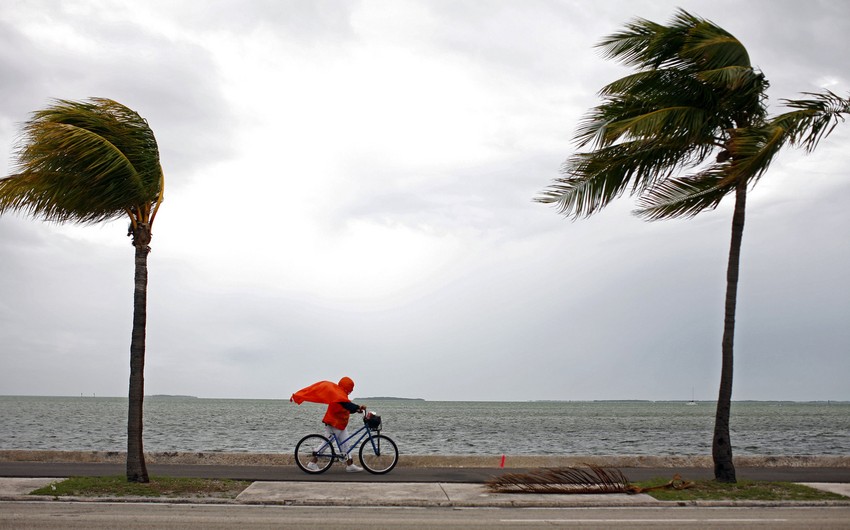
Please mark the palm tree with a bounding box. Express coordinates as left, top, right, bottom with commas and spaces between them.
537, 10, 848, 482
0, 98, 164, 482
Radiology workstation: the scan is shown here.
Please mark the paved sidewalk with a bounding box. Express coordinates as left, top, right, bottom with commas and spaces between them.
236, 480, 660, 507
1, 478, 63, 497
2, 478, 848, 507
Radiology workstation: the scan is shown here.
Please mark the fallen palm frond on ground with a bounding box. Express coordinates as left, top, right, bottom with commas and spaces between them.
486, 465, 696, 494
486, 465, 632, 494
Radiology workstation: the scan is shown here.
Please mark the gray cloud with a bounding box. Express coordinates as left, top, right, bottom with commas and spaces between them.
157, 0, 358, 41
0, 2, 236, 185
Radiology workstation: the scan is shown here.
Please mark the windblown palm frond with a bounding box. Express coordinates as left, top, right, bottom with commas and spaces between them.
777, 91, 850, 152
538, 139, 710, 219
598, 9, 747, 72
607, 106, 713, 144
680, 18, 751, 70
597, 11, 700, 70
696, 66, 764, 93
635, 125, 784, 220
636, 92, 850, 220
0, 98, 163, 225
635, 168, 735, 220
596, 18, 669, 68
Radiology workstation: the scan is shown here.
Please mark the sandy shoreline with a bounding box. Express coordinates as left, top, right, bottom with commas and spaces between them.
2, 450, 848, 468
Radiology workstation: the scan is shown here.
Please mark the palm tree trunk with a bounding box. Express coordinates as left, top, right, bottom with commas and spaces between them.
127, 223, 151, 483
713, 179, 746, 483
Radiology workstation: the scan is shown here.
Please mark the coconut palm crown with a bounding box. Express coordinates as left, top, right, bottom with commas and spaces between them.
537, 10, 769, 217
1, 98, 163, 229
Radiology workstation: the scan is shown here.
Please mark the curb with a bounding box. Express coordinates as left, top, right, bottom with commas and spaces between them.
1, 494, 242, 505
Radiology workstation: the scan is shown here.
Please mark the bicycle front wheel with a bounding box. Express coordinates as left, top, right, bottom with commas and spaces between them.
359, 434, 398, 474
295, 434, 335, 474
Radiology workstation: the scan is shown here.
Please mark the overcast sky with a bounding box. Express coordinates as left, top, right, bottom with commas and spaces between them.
1, 0, 848, 402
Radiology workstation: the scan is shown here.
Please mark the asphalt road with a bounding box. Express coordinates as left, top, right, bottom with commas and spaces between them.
4, 502, 850, 529
2, 461, 849, 483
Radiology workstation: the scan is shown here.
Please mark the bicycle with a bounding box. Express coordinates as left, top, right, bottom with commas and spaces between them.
294, 411, 399, 474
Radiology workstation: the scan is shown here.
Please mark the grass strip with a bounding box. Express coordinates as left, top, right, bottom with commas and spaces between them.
31, 476, 251, 499
633, 478, 847, 501
29, 475, 848, 502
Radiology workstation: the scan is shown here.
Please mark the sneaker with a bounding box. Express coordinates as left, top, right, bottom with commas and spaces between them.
306, 462, 320, 471
345, 463, 363, 473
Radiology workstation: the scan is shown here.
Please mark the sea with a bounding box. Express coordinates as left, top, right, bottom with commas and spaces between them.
1, 396, 848, 457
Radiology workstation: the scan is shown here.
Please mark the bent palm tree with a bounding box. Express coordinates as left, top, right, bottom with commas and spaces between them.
537, 10, 848, 482
0, 98, 164, 482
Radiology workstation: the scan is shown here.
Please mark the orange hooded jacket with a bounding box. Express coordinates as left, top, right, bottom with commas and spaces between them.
291, 377, 356, 430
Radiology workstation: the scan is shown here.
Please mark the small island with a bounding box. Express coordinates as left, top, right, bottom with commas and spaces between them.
361, 397, 425, 401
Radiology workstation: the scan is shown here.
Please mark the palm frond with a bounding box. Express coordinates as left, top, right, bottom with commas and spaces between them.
536, 138, 713, 219
596, 18, 670, 69
636, 122, 790, 220
597, 9, 744, 72
486, 465, 631, 494
636, 92, 849, 222
696, 66, 760, 91
607, 106, 711, 144
682, 19, 751, 70
597, 10, 707, 71
635, 167, 735, 220
598, 70, 661, 98
776, 91, 850, 152
725, 125, 786, 184
579, 76, 727, 149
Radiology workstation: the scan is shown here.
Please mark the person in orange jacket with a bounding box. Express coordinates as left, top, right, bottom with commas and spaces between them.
291, 376, 366, 472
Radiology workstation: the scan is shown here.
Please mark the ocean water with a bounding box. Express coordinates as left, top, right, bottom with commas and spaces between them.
1, 396, 848, 457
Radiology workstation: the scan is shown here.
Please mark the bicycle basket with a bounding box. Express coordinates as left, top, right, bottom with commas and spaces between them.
365, 412, 382, 430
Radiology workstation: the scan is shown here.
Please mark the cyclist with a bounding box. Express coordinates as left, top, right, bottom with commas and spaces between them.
291, 376, 366, 472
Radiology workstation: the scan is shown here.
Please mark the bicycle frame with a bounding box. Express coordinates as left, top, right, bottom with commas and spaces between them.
325, 423, 382, 459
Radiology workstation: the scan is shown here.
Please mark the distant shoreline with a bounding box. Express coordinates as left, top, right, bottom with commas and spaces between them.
360, 397, 425, 401
2, 395, 848, 403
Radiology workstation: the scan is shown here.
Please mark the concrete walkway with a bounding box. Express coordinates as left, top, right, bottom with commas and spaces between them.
236, 480, 661, 507
2, 478, 848, 507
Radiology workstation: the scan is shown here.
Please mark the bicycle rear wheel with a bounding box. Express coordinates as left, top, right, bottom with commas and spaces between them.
359, 434, 398, 474
295, 434, 335, 474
